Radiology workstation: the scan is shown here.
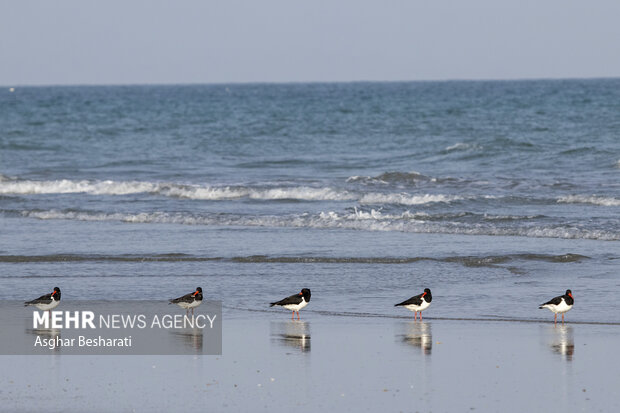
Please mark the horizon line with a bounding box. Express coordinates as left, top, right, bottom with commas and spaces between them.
3, 75, 620, 89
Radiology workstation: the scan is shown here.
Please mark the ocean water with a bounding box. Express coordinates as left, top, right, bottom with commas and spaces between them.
0, 79, 618, 322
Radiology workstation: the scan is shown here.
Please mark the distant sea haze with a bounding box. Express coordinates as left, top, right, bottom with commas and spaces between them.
0, 79, 618, 321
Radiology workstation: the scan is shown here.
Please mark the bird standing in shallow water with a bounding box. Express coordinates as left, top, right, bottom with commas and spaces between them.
25, 287, 61, 315
169, 287, 203, 316
539, 289, 574, 324
270, 288, 311, 320
395, 288, 432, 321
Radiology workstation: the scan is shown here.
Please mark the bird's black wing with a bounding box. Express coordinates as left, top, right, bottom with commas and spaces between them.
24, 293, 53, 306
541, 295, 563, 307
170, 292, 195, 304
270, 294, 303, 307
395, 293, 423, 307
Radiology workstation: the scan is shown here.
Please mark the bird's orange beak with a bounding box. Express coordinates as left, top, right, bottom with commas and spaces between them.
569, 292, 573, 298
422, 292, 426, 296
51, 291, 56, 296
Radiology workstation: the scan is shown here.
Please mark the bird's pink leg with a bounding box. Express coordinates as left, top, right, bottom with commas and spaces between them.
297, 311, 300, 320
420, 312, 423, 322
562, 314, 565, 323
291, 311, 294, 320
554, 313, 557, 324
414, 311, 417, 321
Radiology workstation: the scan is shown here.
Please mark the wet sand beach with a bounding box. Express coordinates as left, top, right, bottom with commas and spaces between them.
1, 308, 619, 412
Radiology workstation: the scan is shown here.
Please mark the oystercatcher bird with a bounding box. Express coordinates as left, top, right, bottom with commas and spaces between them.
169, 287, 203, 316
24, 287, 61, 314
395, 288, 432, 321
270, 288, 311, 320
539, 289, 574, 324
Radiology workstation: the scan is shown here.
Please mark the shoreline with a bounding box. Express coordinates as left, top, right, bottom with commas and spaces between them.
227, 306, 620, 325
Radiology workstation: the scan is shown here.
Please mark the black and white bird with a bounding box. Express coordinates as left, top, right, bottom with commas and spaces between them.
539, 289, 574, 324
395, 288, 432, 321
270, 288, 311, 320
169, 287, 203, 316
24, 287, 61, 313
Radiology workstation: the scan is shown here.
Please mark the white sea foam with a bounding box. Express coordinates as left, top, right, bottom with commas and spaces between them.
445, 142, 479, 152
248, 187, 355, 201
158, 184, 358, 201
0, 178, 157, 195
557, 195, 620, 207
345, 175, 372, 183
160, 185, 247, 200
0, 177, 356, 202
359, 193, 461, 205
23, 210, 218, 225
20, 209, 619, 241
149, 185, 358, 201
0, 177, 470, 205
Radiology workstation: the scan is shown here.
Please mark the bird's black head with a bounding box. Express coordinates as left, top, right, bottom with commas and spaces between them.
193, 287, 203, 297
196, 287, 203, 293
424, 288, 431, 294
52, 287, 61, 300
300, 288, 311, 301
423, 288, 432, 301
565, 289, 573, 298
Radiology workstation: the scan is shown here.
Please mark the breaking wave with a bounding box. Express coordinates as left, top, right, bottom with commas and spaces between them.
444, 142, 481, 152
0, 176, 470, 205
17, 208, 619, 241
0, 177, 356, 201
359, 193, 461, 205
557, 195, 620, 207
0, 177, 156, 196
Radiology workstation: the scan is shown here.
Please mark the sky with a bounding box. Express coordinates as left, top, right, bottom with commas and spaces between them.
1, 0, 619, 86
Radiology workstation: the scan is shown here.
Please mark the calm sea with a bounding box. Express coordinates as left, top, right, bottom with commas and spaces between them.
0, 80, 618, 321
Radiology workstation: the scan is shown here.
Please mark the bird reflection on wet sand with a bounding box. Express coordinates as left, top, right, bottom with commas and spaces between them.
270, 321, 311, 352
397, 322, 432, 355
26, 328, 62, 353
543, 325, 574, 361
170, 329, 204, 352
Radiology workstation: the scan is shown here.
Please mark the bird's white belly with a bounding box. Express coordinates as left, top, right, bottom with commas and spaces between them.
283, 300, 308, 312
34, 300, 60, 311
404, 300, 431, 313
187, 300, 202, 309
177, 300, 201, 309
543, 301, 572, 314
